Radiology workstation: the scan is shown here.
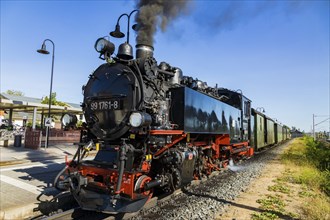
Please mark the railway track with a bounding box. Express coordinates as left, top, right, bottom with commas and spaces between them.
133, 141, 292, 219
34, 190, 181, 220
33, 141, 291, 220
33, 172, 241, 220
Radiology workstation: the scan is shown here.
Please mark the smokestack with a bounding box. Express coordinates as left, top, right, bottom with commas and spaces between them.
135, 0, 189, 47
136, 44, 154, 59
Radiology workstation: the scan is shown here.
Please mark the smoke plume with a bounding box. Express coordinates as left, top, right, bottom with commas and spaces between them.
135, 0, 189, 46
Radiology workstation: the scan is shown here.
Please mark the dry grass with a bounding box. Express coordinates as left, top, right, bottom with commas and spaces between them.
302, 194, 330, 220
280, 137, 330, 220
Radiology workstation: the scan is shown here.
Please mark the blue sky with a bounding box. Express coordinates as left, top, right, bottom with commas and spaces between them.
1, 0, 329, 133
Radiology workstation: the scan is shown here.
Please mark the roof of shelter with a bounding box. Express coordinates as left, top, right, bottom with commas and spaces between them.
1, 93, 42, 103
0, 93, 82, 115
66, 102, 81, 109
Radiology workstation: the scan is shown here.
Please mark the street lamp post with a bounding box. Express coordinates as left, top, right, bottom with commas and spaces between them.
37, 39, 55, 149
110, 9, 139, 43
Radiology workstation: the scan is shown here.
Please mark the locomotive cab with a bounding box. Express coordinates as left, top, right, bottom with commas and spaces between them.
217, 88, 251, 142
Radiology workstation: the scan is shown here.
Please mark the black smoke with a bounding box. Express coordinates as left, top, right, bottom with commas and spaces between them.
135, 0, 189, 46
134, 1, 304, 45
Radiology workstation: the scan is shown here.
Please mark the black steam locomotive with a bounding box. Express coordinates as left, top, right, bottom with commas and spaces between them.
54, 13, 290, 214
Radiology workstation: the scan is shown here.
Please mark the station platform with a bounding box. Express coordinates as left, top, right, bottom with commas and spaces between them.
0, 142, 79, 165
0, 142, 82, 220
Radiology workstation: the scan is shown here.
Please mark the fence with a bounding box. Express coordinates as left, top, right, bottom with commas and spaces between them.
24, 130, 42, 149
25, 129, 81, 149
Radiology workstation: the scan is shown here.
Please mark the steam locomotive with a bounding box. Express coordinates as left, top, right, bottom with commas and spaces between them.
54, 18, 290, 214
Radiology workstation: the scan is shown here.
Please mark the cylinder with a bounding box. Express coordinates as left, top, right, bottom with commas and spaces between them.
144, 179, 162, 191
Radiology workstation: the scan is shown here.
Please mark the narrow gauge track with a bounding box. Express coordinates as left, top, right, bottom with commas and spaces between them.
35, 191, 181, 220
39, 208, 117, 220
35, 141, 291, 220
131, 141, 292, 220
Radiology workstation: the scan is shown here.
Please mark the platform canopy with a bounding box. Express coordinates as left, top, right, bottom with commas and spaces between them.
0, 93, 82, 115
0, 93, 82, 129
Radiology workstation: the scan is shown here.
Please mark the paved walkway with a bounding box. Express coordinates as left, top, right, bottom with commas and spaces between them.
0, 142, 78, 166
0, 142, 80, 220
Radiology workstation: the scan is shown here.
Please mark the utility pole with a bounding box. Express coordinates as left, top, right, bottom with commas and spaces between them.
313, 114, 330, 141
312, 114, 315, 140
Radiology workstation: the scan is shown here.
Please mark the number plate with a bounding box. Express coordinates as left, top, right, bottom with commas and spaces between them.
89, 99, 123, 111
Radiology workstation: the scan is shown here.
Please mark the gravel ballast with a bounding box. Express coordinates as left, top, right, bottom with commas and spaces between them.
131, 141, 291, 220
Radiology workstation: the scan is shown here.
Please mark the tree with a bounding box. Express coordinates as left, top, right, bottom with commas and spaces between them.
5, 90, 24, 96
41, 92, 68, 107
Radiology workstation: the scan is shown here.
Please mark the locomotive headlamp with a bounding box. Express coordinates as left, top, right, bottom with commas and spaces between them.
94, 37, 115, 55
129, 112, 152, 127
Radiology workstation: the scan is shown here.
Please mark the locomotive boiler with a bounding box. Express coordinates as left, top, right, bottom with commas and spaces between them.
55, 12, 256, 213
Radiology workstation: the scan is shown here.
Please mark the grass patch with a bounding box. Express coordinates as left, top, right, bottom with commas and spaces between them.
253, 194, 299, 220
298, 190, 315, 198
251, 211, 278, 220
279, 137, 330, 219
302, 194, 330, 220
268, 183, 291, 194
256, 194, 286, 214
281, 137, 330, 195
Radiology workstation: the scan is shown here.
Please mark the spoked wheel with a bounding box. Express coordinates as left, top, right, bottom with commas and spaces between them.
163, 168, 182, 193
171, 168, 182, 190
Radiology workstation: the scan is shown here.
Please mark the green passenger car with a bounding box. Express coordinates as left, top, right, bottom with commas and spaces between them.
266, 117, 275, 145
252, 109, 267, 150
275, 123, 283, 143
251, 109, 288, 150
284, 126, 291, 140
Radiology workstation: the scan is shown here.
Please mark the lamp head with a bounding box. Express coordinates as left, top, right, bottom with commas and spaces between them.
132, 23, 140, 31
37, 43, 50, 54
110, 24, 125, 38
